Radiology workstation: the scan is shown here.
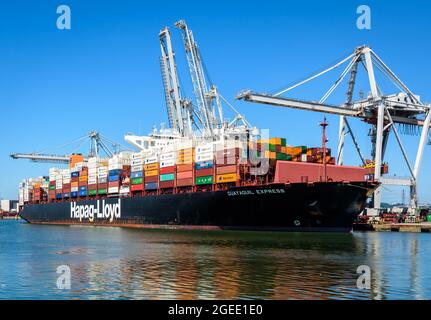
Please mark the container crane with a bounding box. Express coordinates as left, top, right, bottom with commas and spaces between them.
10, 131, 126, 164
175, 19, 224, 137
237, 45, 431, 211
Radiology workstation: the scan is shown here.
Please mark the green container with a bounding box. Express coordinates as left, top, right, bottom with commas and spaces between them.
280, 138, 287, 147
276, 153, 288, 160
427, 215, 431, 222
49, 185, 56, 191
269, 144, 276, 152
160, 173, 175, 182
89, 189, 97, 196
98, 188, 107, 195
132, 177, 143, 185
299, 146, 307, 153
195, 175, 213, 185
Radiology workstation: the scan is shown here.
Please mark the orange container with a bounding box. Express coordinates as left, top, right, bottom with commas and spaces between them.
177, 164, 193, 172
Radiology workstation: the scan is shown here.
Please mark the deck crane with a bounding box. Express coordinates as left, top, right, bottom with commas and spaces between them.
237, 45, 431, 211
175, 19, 224, 138
10, 131, 126, 164
159, 27, 193, 137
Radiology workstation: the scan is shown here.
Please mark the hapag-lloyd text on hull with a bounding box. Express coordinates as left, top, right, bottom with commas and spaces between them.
70, 199, 121, 222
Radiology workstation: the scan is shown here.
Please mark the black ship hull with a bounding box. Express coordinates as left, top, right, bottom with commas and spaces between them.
19, 182, 376, 232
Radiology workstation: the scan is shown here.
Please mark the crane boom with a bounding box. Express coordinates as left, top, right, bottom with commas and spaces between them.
10, 153, 72, 163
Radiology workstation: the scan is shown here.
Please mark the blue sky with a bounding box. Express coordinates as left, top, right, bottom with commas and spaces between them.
0, 0, 430, 203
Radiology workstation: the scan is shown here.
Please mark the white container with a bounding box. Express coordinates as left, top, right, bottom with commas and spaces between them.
195, 152, 214, 162
131, 152, 143, 160
160, 152, 176, 161
71, 187, 79, 192
196, 144, 214, 154
108, 164, 123, 171
131, 165, 143, 172
131, 159, 143, 166
301, 154, 307, 162
120, 186, 130, 194
160, 159, 176, 168
145, 156, 159, 164
108, 187, 119, 194
97, 167, 108, 174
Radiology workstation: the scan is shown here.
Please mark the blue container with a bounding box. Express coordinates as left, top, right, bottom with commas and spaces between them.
71, 191, 78, 198
144, 182, 158, 190
132, 171, 143, 178
63, 193, 70, 199
71, 171, 80, 178
79, 190, 87, 197
108, 175, 119, 182
55, 194, 62, 200
195, 161, 214, 170
79, 186, 87, 191
109, 169, 123, 177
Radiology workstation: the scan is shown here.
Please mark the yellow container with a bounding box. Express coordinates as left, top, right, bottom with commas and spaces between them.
144, 163, 159, 171
144, 169, 159, 177
71, 182, 79, 187
216, 173, 238, 184
79, 176, 88, 182
269, 138, 282, 145
177, 156, 193, 163
264, 151, 277, 159
177, 148, 194, 156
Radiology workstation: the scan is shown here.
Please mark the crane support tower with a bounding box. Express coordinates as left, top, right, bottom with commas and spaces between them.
238, 45, 431, 211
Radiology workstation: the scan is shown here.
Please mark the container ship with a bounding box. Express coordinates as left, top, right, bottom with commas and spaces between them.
17, 20, 378, 232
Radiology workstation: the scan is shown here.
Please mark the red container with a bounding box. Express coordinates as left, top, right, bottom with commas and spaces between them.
145, 175, 158, 183
274, 161, 368, 183
195, 168, 213, 177
98, 183, 108, 189
72, 177, 79, 183
177, 171, 193, 179
131, 184, 143, 191
216, 165, 237, 175
109, 181, 119, 187
176, 178, 193, 187
160, 166, 176, 174
160, 180, 175, 189
177, 164, 193, 172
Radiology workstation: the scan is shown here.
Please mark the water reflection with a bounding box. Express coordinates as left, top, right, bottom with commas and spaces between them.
1, 220, 431, 300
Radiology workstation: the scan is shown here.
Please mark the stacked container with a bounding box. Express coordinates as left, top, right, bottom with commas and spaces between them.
176, 143, 194, 187
78, 163, 88, 198
144, 155, 159, 191
108, 153, 131, 194
131, 152, 144, 192
159, 151, 176, 189
194, 143, 214, 186
215, 142, 240, 185
97, 165, 108, 196
48, 168, 61, 201
70, 167, 79, 198
87, 157, 101, 196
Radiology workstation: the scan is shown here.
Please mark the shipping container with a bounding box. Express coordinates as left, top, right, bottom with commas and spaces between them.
131, 177, 143, 185
144, 182, 158, 190
216, 173, 238, 184
177, 171, 193, 179
176, 178, 193, 187
195, 168, 213, 177
159, 180, 175, 188
144, 169, 159, 177
160, 166, 175, 174
195, 175, 213, 185
160, 173, 175, 181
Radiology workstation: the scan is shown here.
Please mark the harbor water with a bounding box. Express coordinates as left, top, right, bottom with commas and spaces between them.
0, 219, 430, 300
